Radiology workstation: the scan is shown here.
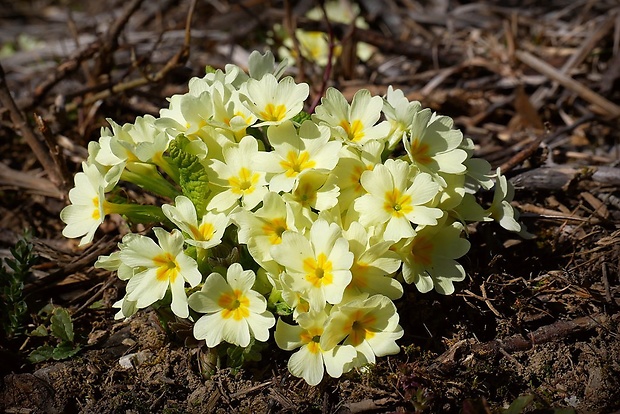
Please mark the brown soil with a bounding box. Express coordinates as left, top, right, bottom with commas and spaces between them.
1, 1, 619, 413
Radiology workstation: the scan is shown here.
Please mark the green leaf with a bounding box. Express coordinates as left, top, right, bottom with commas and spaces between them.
291, 111, 311, 125
28, 345, 54, 363
268, 290, 292, 316
38, 303, 55, 317
50, 307, 74, 343
274, 301, 293, 316
52, 342, 81, 360
29, 324, 48, 337
503, 395, 534, 414
225, 337, 267, 369
167, 134, 210, 215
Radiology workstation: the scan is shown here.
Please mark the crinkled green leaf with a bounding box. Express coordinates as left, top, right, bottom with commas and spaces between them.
30, 324, 48, 337
28, 345, 54, 363
52, 342, 81, 360
50, 307, 74, 343
167, 134, 210, 215
291, 110, 311, 125
274, 301, 293, 316
225, 338, 267, 370
268, 290, 292, 316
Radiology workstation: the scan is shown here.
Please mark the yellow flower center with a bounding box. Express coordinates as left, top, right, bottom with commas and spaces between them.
300, 327, 323, 354
346, 309, 377, 346
259, 103, 287, 121
410, 235, 434, 267
229, 167, 260, 195
185, 118, 207, 131
303, 253, 334, 288
261, 218, 288, 245
190, 222, 215, 242
383, 188, 413, 218
153, 252, 179, 283
409, 137, 432, 165
339, 119, 365, 142
293, 181, 317, 207
91, 197, 113, 221
280, 151, 316, 177
350, 165, 366, 193
218, 289, 251, 320
91, 196, 101, 220
224, 111, 251, 127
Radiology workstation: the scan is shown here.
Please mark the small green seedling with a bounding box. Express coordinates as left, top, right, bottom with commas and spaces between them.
28, 306, 81, 363
0, 233, 36, 340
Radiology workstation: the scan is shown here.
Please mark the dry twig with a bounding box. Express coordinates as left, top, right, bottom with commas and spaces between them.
516, 50, 620, 119
473, 312, 619, 355
0, 63, 63, 192
64, 0, 196, 113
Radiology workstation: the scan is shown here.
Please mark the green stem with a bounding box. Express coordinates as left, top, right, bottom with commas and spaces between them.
107, 203, 167, 225
121, 165, 180, 200
154, 154, 181, 185
196, 247, 212, 276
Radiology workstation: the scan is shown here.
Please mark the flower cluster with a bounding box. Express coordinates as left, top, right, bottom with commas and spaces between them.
62, 50, 526, 385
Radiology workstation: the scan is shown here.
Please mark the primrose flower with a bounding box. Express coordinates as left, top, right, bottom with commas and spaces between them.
342, 221, 403, 302
451, 192, 489, 223
162, 196, 229, 249
279, 275, 311, 318
280, 29, 341, 67
232, 192, 309, 266
332, 141, 383, 212
209, 84, 257, 140
354, 158, 443, 242
157, 91, 214, 138
240, 74, 309, 126
321, 295, 403, 367
382, 86, 422, 149
60, 163, 119, 246
431, 172, 467, 212
460, 137, 494, 192
96, 115, 170, 167
403, 109, 468, 177
119, 228, 201, 318
282, 170, 340, 215
277, 0, 373, 68
94, 233, 141, 281
246, 49, 289, 81
487, 169, 522, 233
189, 263, 275, 347
275, 310, 356, 386
111, 297, 138, 320
207, 136, 269, 212
271, 219, 353, 312
313, 88, 390, 146
192, 63, 248, 92
255, 120, 341, 193
395, 219, 470, 294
